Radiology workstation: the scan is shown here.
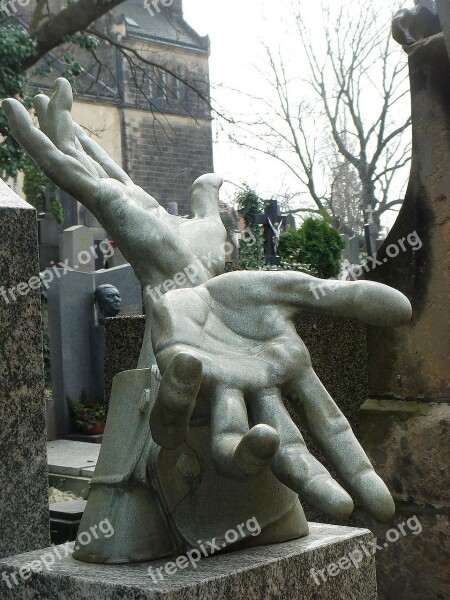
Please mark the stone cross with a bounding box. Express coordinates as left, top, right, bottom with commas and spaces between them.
255, 200, 287, 265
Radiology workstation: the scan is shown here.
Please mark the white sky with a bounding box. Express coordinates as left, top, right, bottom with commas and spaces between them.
183, 0, 410, 228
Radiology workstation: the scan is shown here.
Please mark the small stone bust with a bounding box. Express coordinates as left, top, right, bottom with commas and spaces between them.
94, 284, 122, 325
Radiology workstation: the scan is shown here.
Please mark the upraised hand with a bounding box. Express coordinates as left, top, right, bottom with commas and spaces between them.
2, 78, 226, 291
150, 271, 412, 522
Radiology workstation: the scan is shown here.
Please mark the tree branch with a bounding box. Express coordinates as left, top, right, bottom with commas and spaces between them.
23, 0, 127, 70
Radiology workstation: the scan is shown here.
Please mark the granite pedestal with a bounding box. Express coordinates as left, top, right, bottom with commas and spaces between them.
0, 181, 50, 558
0, 523, 376, 599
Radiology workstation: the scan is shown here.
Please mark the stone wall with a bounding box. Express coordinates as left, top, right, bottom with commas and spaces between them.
0, 181, 50, 558
122, 110, 214, 216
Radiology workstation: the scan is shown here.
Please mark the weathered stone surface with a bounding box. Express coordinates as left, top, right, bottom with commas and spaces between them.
103, 313, 369, 526
355, 400, 450, 598
104, 313, 367, 427
362, 31, 450, 600
0, 180, 50, 558
367, 33, 449, 402
353, 509, 449, 600
436, 0, 450, 60
0, 523, 377, 599
358, 399, 450, 506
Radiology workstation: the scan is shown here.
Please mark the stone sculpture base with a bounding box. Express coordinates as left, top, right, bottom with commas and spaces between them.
0, 523, 376, 599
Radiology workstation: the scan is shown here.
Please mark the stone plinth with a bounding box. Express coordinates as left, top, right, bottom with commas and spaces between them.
0, 180, 50, 558
0, 523, 376, 599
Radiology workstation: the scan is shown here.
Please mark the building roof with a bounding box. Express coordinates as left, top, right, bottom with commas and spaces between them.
113, 0, 210, 53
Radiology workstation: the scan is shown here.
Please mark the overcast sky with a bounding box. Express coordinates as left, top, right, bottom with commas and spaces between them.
183, 0, 410, 227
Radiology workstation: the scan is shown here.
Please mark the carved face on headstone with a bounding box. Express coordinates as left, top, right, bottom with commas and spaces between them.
94, 284, 122, 324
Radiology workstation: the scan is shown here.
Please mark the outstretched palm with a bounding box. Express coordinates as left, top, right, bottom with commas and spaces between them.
150, 271, 412, 521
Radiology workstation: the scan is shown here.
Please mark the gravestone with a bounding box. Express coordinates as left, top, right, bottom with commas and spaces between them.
38, 212, 60, 270
255, 200, 287, 265
166, 202, 178, 215
285, 213, 297, 230
341, 233, 360, 265
47, 264, 143, 436
0, 180, 50, 558
62, 225, 95, 272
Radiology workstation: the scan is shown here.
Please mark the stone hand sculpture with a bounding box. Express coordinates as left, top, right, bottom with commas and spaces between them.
151, 272, 410, 515
94, 284, 122, 325
3, 79, 412, 564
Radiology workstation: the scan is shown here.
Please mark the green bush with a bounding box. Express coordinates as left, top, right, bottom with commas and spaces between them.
235, 185, 265, 270
278, 217, 345, 278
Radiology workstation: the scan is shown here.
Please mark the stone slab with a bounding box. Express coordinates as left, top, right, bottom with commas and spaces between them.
47, 441, 99, 477
0, 523, 377, 599
64, 433, 103, 445
0, 180, 50, 558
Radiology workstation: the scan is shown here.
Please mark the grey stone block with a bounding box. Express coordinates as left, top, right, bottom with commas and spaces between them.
0, 180, 50, 558
47, 440, 100, 477
0, 523, 377, 599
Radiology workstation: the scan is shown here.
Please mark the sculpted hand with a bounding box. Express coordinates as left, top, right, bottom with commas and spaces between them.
2, 78, 226, 289
150, 271, 412, 522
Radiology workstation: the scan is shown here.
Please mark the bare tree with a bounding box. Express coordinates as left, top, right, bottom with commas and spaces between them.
229, 0, 411, 241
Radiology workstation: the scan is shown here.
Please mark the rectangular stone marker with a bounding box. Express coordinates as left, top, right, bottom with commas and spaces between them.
0, 180, 50, 559
62, 225, 95, 272
0, 523, 377, 599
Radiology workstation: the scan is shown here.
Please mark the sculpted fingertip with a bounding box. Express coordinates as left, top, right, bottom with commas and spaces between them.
358, 472, 396, 522
33, 94, 49, 110
2, 99, 14, 115
54, 77, 70, 91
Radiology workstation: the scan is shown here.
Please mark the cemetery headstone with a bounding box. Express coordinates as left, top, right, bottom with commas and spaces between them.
255, 200, 287, 265
38, 211, 60, 270
166, 202, 178, 215
62, 225, 95, 272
